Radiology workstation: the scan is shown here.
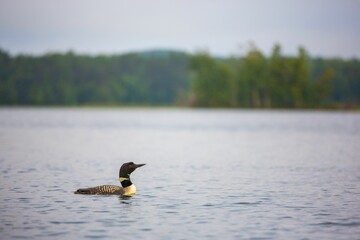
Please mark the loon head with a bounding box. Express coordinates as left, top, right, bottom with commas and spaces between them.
119, 162, 145, 194
119, 162, 146, 178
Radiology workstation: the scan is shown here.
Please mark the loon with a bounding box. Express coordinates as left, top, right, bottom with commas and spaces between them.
74, 162, 145, 196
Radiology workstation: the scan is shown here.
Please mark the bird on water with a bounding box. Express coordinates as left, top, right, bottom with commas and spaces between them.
74, 162, 145, 196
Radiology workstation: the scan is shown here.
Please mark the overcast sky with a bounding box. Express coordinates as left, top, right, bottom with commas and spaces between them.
1, 0, 359, 58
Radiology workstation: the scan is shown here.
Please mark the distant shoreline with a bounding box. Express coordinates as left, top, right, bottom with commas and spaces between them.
1, 104, 359, 112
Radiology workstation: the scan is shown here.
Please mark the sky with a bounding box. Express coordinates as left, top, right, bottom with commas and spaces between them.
0, 0, 360, 58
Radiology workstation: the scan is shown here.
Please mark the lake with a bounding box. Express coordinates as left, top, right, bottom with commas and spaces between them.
0, 108, 359, 239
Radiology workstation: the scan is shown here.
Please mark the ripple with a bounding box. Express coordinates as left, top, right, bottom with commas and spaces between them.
233, 201, 262, 205
17, 197, 32, 203
165, 211, 178, 214
17, 168, 37, 173
201, 203, 216, 207
50, 221, 87, 225
93, 210, 111, 213
140, 228, 152, 232
47, 231, 69, 237
84, 234, 109, 239
315, 221, 360, 227
314, 212, 332, 216
11, 234, 32, 239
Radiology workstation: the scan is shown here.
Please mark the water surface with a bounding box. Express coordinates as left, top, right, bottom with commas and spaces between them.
0, 108, 359, 239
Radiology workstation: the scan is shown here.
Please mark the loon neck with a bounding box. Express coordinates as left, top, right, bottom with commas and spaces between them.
119, 174, 133, 188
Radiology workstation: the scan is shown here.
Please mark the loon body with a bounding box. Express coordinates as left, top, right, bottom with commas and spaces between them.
74, 162, 145, 196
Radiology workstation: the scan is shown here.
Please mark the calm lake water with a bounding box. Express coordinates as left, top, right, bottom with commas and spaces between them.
0, 108, 359, 239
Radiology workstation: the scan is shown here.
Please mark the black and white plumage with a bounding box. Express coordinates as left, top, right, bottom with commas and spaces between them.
74, 162, 145, 196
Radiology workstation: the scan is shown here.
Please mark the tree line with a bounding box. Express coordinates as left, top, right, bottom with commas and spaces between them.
0, 45, 359, 108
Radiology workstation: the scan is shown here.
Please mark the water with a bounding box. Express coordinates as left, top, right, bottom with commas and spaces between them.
0, 108, 359, 239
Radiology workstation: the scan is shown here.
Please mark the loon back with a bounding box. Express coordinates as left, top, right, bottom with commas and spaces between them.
74, 162, 145, 196
74, 185, 123, 195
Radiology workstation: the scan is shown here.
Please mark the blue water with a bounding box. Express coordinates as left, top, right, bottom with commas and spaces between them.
0, 108, 360, 239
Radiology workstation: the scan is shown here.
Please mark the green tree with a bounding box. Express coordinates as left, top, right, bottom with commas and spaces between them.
190, 52, 234, 107
237, 45, 267, 108
268, 44, 293, 107
312, 67, 334, 107
292, 47, 311, 107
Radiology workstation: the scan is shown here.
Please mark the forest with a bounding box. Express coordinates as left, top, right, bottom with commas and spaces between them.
0, 44, 359, 108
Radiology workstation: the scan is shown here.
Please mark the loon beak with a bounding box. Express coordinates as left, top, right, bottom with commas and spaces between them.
135, 163, 146, 168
